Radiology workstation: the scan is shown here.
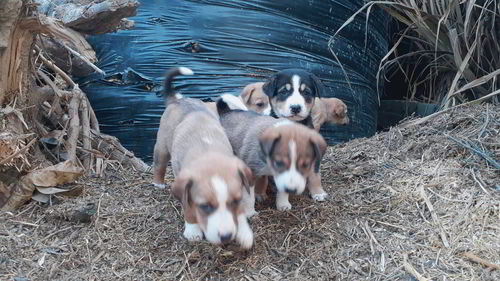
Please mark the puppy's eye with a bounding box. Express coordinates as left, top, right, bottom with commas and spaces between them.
199, 204, 215, 214
256, 102, 265, 108
274, 160, 285, 169
301, 162, 310, 169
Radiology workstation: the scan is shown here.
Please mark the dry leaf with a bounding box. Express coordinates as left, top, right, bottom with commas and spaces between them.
31, 191, 50, 203
26, 160, 83, 187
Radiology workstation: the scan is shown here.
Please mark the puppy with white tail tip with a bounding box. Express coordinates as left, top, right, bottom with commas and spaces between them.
216, 97, 328, 211
152, 67, 255, 249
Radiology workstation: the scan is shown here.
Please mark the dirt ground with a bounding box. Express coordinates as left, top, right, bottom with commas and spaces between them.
1, 104, 499, 281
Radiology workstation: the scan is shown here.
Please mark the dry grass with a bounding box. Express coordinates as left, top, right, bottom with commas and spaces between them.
330, 0, 500, 107
1, 104, 499, 280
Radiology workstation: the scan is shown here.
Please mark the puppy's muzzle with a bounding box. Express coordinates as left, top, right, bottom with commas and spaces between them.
290, 105, 302, 115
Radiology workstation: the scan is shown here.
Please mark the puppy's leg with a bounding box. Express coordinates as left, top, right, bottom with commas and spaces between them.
183, 221, 203, 241
242, 185, 258, 218
236, 214, 254, 249
276, 191, 292, 211
152, 143, 170, 188
183, 207, 203, 241
308, 172, 328, 201
254, 176, 268, 202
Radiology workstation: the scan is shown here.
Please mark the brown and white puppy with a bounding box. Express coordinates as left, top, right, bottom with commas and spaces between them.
239, 82, 349, 131
216, 99, 327, 211
152, 67, 254, 249
239, 82, 271, 115
262, 69, 324, 128
311, 97, 350, 131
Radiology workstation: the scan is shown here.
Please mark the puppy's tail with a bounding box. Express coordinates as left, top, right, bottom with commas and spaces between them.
216, 94, 248, 116
163, 67, 194, 102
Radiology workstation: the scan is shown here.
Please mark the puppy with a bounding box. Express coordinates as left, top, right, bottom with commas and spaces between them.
262, 69, 324, 128
216, 99, 327, 211
152, 67, 254, 249
239, 82, 271, 115
239, 82, 350, 131
311, 97, 350, 132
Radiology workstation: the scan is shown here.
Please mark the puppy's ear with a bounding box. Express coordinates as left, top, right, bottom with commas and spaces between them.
310, 73, 325, 98
259, 128, 281, 161
240, 84, 256, 104
171, 175, 194, 206
309, 133, 327, 173
238, 165, 254, 194
262, 73, 278, 98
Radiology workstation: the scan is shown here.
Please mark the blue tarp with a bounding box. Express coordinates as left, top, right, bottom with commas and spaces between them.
81, 0, 389, 162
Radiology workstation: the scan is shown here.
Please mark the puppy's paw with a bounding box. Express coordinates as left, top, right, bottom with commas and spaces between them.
255, 194, 267, 202
152, 182, 166, 189
183, 223, 203, 241
245, 209, 259, 219
236, 216, 254, 249
277, 201, 292, 211
311, 192, 328, 202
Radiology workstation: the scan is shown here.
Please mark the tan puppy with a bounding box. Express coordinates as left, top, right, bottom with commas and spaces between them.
217, 99, 327, 211
152, 67, 254, 249
311, 97, 349, 131
239, 82, 271, 115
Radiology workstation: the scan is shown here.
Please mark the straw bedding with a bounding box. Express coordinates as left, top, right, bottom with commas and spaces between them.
1, 104, 499, 280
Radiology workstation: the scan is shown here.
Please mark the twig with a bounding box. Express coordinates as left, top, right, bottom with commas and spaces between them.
0, 138, 37, 165
34, 45, 75, 88
463, 252, 500, 271
80, 97, 92, 170
41, 226, 74, 242
470, 169, 490, 194
61, 44, 105, 76
403, 260, 431, 281
478, 104, 490, 138
419, 186, 450, 248
67, 87, 83, 162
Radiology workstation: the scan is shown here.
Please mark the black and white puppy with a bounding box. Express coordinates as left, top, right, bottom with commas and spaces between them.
262, 69, 324, 128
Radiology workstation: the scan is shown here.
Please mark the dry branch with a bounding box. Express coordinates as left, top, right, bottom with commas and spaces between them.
80, 96, 92, 170
61, 44, 105, 76
91, 130, 150, 172
403, 260, 431, 281
419, 185, 450, 248
34, 45, 75, 87
0, 138, 36, 165
66, 86, 82, 163
463, 252, 500, 271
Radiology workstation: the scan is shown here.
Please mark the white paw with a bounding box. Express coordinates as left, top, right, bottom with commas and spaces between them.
153, 183, 166, 189
183, 222, 203, 241
311, 192, 328, 202
245, 209, 258, 219
236, 215, 254, 249
277, 202, 292, 211
276, 192, 291, 211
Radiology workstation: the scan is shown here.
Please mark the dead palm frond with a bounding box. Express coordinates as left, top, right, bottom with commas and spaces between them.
329, 0, 500, 109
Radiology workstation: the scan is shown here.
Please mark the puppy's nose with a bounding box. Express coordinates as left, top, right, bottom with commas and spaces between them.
290, 105, 301, 114
285, 187, 297, 194
219, 233, 233, 243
